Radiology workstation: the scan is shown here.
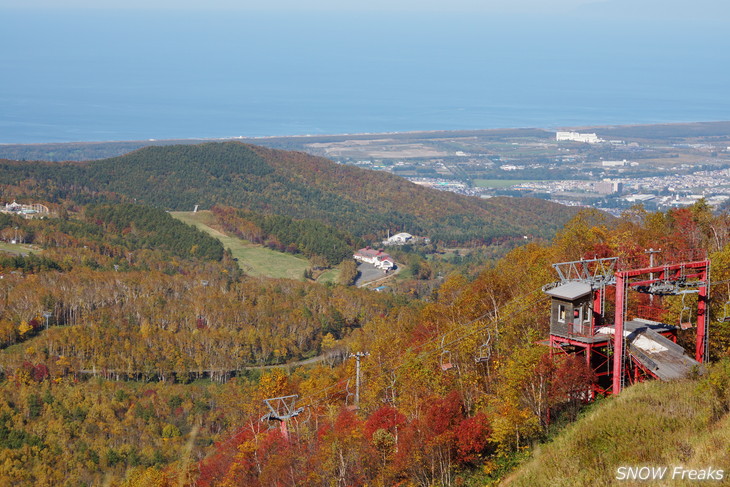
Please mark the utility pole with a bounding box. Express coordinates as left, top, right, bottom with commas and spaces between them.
42, 311, 52, 331
645, 248, 661, 305
645, 248, 661, 268
349, 351, 369, 410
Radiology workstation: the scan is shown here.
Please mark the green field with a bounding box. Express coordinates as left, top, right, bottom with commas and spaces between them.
0, 242, 38, 256
473, 179, 538, 188
171, 211, 338, 282
316, 268, 339, 284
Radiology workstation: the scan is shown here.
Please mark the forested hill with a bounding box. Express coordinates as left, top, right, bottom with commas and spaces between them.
0, 142, 579, 243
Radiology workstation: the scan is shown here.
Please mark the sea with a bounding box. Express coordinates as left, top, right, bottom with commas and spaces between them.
1, 9, 729, 144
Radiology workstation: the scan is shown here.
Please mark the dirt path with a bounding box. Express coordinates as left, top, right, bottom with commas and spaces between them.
242, 354, 325, 370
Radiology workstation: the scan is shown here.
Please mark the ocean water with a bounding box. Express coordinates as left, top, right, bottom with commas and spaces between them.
1, 9, 729, 143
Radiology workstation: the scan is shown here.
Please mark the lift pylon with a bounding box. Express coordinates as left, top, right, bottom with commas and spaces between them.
611, 259, 709, 395
260, 394, 304, 440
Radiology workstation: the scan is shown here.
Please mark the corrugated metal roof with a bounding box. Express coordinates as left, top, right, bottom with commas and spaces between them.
544, 281, 592, 300
626, 322, 701, 381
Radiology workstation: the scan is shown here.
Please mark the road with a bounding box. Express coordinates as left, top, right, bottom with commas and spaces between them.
79, 354, 326, 379
354, 262, 390, 287
355, 262, 401, 288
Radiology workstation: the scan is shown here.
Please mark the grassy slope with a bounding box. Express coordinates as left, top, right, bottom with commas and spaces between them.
316, 268, 339, 284
0, 242, 37, 255
171, 211, 312, 281
505, 372, 730, 487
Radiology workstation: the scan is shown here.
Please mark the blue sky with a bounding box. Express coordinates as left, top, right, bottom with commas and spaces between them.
1, 0, 728, 142
1, 0, 592, 12
3, 0, 728, 20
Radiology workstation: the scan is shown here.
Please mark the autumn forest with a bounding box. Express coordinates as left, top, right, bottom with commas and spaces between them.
1, 143, 730, 486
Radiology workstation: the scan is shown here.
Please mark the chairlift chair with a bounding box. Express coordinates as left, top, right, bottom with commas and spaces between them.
440, 350, 454, 371
298, 406, 312, 426
715, 284, 730, 322
381, 372, 397, 404
475, 344, 491, 364
679, 293, 693, 330
474, 330, 492, 364
382, 384, 395, 404
344, 379, 358, 411
439, 336, 455, 371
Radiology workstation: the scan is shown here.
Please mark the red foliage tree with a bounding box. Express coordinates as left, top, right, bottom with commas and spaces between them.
364, 405, 407, 440
454, 412, 492, 466
32, 363, 49, 382
423, 390, 463, 437
549, 354, 596, 420
197, 426, 256, 487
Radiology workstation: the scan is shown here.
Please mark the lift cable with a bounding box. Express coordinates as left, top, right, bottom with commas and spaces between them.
218, 268, 727, 452
297, 290, 552, 412
298, 273, 728, 413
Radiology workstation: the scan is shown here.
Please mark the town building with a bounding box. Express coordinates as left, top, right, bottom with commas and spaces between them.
556, 131, 603, 144
592, 181, 622, 195
382, 232, 430, 246
353, 247, 396, 270
383, 232, 413, 245
1, 201, 50, 218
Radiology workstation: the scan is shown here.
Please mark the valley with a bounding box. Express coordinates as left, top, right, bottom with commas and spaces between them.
0, 137, 728, 486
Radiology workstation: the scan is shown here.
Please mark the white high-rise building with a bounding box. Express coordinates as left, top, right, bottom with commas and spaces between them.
556, 131, 603, 144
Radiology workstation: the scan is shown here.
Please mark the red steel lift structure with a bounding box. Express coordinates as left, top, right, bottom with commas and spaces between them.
545, 257, 709, 397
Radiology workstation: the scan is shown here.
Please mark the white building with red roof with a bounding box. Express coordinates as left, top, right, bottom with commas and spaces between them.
354, 247, 396, 270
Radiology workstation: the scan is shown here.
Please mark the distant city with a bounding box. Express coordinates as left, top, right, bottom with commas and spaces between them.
299, 126, 730, 216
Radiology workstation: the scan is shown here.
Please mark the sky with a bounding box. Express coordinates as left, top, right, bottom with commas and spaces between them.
3, 0, 728, 20
1, 0, 592, 12
1, 0, 728, 142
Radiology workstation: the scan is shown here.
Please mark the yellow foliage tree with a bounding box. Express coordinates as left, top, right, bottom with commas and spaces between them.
17, 321, 32, 337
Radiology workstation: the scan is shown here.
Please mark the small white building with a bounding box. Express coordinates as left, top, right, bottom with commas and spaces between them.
623, 194, 656, 203
354, 247, 396, 270
1, 201, 50, 218
383, 232, 413, 246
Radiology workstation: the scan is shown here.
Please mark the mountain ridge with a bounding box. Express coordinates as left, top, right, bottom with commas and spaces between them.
0, 141, 580, 244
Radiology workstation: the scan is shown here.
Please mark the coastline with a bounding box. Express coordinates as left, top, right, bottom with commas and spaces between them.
4, 120, 730, 146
